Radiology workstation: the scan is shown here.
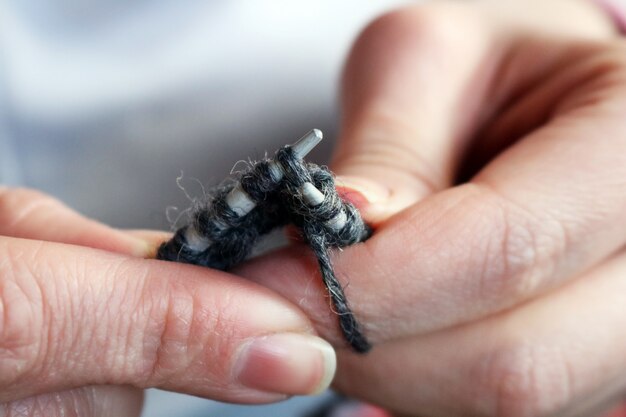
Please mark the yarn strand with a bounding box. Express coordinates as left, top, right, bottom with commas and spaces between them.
308, 238, 372, 353
157, 131, 372, 353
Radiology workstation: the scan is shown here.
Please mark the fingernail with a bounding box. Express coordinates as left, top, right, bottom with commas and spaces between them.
335, 176, 390, 208
235, 333, 336, 396
139, 240, 163, 259
129, 238, 154, 258
88, 229, 154, 258
116, 230, 175, 259
115, 235, 155, 259
335, 176, 394, 225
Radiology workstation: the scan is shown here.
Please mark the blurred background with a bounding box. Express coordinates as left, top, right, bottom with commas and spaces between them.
0, 0, 409, 415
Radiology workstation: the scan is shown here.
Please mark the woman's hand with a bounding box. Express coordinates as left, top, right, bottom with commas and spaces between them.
237, 1, 626, 415
0, 188, 336, 416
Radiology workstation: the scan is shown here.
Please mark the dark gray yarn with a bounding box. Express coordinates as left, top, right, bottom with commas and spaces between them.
157, 145, 372, 353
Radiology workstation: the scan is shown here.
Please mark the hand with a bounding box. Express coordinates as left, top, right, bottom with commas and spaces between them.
237, 1, 626, 415
0, 188, 336, 416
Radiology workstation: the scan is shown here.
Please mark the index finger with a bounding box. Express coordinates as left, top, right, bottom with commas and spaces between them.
236, 40, 626, 347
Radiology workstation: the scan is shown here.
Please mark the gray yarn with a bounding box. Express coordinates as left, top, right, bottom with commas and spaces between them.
157, 145, 372, 353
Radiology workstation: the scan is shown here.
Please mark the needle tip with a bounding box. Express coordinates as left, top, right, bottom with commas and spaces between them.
291, 129, 324, 159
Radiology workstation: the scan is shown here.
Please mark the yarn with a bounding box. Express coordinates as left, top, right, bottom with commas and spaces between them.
157, 133, 372, 353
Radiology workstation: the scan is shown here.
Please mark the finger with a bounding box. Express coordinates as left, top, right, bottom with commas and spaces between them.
124, 230, 173, 258
333, 3, 495, 222
0, 385, 143, 417
334, 250, 626, 417
332, 1, 614, 224
0, 238, 336, 403
124, 229, 171, 246
0, 187, 150, 256
237, 40, 626, 345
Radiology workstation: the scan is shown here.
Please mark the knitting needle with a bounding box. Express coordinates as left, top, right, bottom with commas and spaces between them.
300, 182, 348, 231
262, 129, 347, 231
292, 128, 324, 159
226, 128, 347, 231
289, 130, 347, 231
184, 129, 344, 252
225, 129, 323, 216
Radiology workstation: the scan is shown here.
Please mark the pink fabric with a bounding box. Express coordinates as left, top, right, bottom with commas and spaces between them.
592, 0, 626, 33
602, 403, 626, 417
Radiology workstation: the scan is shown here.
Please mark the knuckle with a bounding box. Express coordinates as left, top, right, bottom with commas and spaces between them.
0, 251, 44, 389
143, 286, 196, 385
139, 277, 232, 387
87, 260, 157, 385
600, 42, 626, 90
345, 1, 483, 91
340, 3, 485, 196
89, 259, 143, 378
491, 200, 540, 297
556, 41, 626, 114
334, 129, 443, 193
475, 342, 572, 417
473, 184, 567, 302
597, 41, 626, 77
356, 2, 476, 52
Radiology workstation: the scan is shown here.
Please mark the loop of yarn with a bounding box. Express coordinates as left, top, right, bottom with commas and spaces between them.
157, 144, 372, 353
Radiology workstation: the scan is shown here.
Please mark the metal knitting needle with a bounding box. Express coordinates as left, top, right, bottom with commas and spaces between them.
300, 182, 348, 231
278, 130, 347, 231
184, 129, 324, 251
228, 128, 346, 231
183, 129, 345, 252
225, 128, 323, 216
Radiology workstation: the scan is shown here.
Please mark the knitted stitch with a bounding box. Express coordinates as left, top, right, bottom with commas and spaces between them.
157, 134, 372, 353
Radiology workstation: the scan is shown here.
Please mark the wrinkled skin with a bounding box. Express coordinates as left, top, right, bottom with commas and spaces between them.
238, 1, 626, 416
3, 0, 626, 416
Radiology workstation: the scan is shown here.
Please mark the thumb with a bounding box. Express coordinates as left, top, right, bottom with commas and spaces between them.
332, 2, 614, 224
331, 5, 496, 223
0, 239, 335, 404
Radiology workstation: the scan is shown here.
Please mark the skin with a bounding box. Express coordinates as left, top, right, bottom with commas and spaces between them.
1, 0, 625, 416
0, 188, 332, 416
239, 0, 626, 416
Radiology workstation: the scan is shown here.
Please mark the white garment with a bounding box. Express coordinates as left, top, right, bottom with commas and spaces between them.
0, 1, 410, 416
1, 0, 409, 229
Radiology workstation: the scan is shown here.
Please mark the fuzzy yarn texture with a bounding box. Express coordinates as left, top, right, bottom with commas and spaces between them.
157, 144, 372, 353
